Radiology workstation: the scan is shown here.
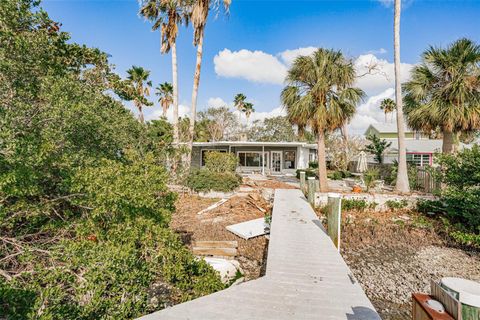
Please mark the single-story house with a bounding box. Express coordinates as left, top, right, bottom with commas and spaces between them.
191, 141, 317, 175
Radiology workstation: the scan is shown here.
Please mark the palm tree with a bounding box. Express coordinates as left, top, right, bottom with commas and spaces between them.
243, 102, 255, 127
156, 82, 174, 117
126, 66, 153, 124
281, 48, 364, 192
404, 38, 480, 154
187, 0, 231, 166
234, 93, 246, 123
139, 0, 189, 143
380, 98, 397, 123
393, 0, 410, 193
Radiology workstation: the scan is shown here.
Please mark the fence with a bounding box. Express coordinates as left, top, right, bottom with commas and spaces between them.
414, 167, 441, 194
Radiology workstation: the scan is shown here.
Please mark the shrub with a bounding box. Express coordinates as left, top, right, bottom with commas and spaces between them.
308, 161, 318, 169
342, 199, 369, 211
203, 151, 237, 173
296, 169, 317, 179
363, 168, 379, 191
327, 170, 352, 180
186, 169, 242, 192
385, 199, 408, 210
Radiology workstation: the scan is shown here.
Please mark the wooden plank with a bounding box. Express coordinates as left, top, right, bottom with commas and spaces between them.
413, 293, 455, 320
193, 241, 238, 249
192, 247, 237, 257
431, 280, 462, 320
327, 194, 342, 251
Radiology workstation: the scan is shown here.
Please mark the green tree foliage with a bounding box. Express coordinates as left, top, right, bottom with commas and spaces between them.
203, 151, 238, 173
248, 116, 301, 142
0, 1, 223, 318
364, 134, 392, 164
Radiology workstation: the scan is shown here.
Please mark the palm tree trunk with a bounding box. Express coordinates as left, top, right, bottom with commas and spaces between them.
317, 130, 328, 192
442, 130, 456, 154
393, 0, 410, 194
385, 113, 387, 123
138, 104, 145, 124
171, 42, 179, 144
341, 123, 349, 172
187, 28, 204, 168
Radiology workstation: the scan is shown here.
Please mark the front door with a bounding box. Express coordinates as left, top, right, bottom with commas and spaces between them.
271, 151, 282, 173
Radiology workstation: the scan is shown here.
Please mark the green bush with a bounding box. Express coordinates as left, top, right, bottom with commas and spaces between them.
436, 145, 480, 233
296, 169, 318, 179
186, 169, 242, 192
327, 170, 352, 180
203, 151, 238, 173
363, 168, 379, 191
341, 199, 375, 211
385, 199, 408, 210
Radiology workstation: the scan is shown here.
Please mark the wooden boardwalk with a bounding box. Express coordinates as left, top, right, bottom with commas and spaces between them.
139, 189, 381, 320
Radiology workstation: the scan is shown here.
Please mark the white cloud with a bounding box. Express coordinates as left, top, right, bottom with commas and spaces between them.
348, 88, 395, 134
213, 49, 287, 85
354, 53, 414, 96
145, 104, 190, 122
247, 106, 286, 123
207, 97, 230, 108
366, 48, 387, 55
279, 46, 317, 65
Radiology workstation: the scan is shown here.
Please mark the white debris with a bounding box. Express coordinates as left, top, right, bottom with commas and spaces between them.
226, 218, 268, 240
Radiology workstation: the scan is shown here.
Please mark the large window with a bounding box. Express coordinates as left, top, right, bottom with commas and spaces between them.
201, 149, 227, 166
238, 152, 268, 167
284, 151, 296, 169
406, 153, 431, 167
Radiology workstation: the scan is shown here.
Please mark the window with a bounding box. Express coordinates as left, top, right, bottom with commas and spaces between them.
201, 149, 227, 166
309, 149, 317, 163
237, 152, 268, 167
406, 153, 431, 167
284, 151, 296, 169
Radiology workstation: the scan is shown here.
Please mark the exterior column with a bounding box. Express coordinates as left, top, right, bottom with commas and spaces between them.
262, 145, 265, 176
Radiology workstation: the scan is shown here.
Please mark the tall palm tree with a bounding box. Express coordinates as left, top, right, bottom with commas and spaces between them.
234, 93, 246, 123
281, 48, 364, 192
187, 0, 231, 166
243, 102, 255, 127
393, 0, 410, 193
380, 98, 397, 123
156, 82, 174, 117
404, 38, 480, 154
126, 66, 153, 124
139, 0, 189, 143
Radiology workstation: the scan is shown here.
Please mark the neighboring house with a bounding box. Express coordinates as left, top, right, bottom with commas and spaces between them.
191, 141, 317, 175
364, 123, 441, 167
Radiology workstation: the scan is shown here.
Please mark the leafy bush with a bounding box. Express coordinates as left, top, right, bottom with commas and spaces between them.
385, 199, 408, 210
296, 169, 318, 179
450, 231, 480, 248
186, 169, 242, 192
436, 145, 480, 233
363, 168, 379, 191
364, 134, 391, 164
203, 151, 238, 173
327, 170, 352, 180
308, 161, 318, 169
341, 199, 376, 211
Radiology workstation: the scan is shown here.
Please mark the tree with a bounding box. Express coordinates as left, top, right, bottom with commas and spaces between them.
187, 0, 231, 167
243, 102, 255, 126
234, 93, 246, 122
156, 82, 174, 117
404, 38, 480, 154
364, 134, 392, 164
125, 66, 153, 124
139, 0, 189, 144
197, 106, 238, 141
248, 116, 298, 142
380, 98, 396, 123
393, 0, 410, 193
281, 48, 364, 192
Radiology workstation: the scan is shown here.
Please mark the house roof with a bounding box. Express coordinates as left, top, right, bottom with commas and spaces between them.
365, 123, 412, 134
385, 139, 443, 153
192, 141, 317, 148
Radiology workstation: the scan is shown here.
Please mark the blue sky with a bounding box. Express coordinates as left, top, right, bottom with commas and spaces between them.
43, 0, 480, 134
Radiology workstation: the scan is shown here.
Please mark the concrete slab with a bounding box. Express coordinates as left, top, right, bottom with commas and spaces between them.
226, 218, 267, 240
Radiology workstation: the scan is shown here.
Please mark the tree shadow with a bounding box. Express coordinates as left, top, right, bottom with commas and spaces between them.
346, 306, 381, 320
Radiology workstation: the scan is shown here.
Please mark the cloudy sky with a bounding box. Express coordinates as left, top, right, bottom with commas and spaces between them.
43, 0, 480, 135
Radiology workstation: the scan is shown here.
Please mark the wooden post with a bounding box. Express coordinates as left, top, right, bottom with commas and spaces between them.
327, 193, 342, 251
300, 171, 306, 194
307, 177, 316, 207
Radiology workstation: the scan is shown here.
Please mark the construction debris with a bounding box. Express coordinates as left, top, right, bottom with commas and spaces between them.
196, 198, 229, 215
226, 218, 268, 240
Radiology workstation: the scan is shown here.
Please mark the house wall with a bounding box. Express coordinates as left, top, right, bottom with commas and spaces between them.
191, 145, 309, 174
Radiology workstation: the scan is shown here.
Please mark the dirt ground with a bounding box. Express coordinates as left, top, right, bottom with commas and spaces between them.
171, 176, 296, 280
334, 208, 480, 320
